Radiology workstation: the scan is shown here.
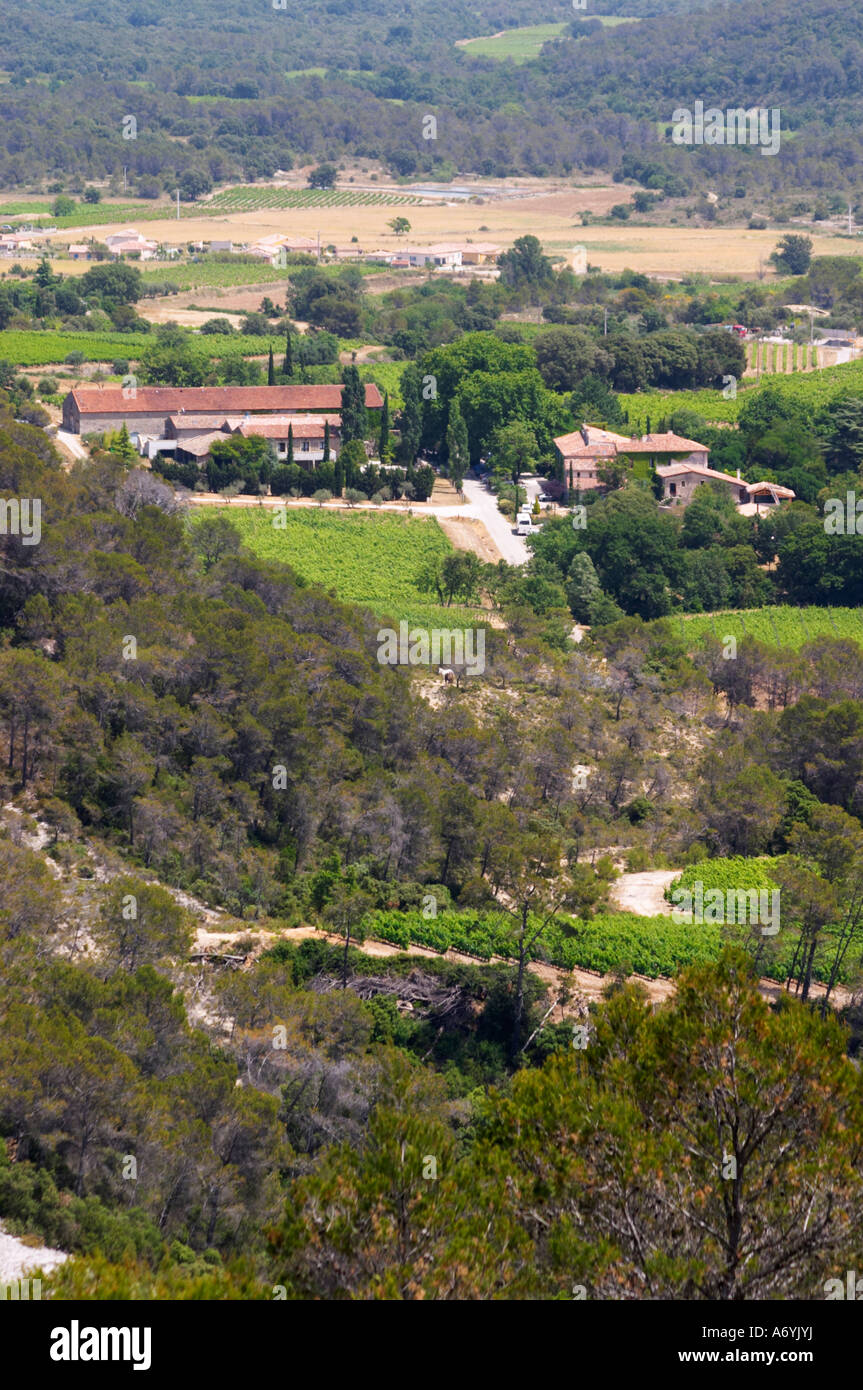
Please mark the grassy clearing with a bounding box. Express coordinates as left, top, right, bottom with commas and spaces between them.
456, 16, 638, 62
669, 606, 863, 652
457, 22, 569, 61
211, 506, 478, 630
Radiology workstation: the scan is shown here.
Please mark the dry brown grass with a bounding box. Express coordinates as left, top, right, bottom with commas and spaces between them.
9, 173, 859, 279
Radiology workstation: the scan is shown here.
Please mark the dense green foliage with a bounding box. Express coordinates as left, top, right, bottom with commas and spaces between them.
0, 0, 857, 201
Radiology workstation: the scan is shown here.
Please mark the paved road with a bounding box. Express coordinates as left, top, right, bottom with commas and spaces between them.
423, 474, 544, 566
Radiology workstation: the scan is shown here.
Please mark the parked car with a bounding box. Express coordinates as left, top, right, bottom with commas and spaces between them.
515, 514, 532, 536
538, 492, 552, 503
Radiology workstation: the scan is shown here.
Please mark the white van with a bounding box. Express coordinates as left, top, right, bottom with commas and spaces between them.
515, 514, 532, 536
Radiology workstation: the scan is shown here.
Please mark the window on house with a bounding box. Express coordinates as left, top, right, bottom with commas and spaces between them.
302, 441, 310, 452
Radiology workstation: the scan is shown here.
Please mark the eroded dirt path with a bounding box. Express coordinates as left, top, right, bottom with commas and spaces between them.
610, 870, 678, 916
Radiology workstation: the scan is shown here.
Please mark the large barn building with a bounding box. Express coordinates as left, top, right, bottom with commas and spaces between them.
61, 384, 384, 436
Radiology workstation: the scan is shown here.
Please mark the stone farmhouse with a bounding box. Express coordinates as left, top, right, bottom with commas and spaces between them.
62, 384, 383, 437
656, 462, 795, 510
554, 424, 795, 511
166, 414, 342, 466
554, 425, 711, 491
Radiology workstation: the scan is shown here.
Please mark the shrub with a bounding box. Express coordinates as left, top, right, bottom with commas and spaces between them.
37, 376, 58, 396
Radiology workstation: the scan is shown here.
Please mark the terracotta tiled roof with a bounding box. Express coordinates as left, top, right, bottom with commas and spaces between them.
167, 415, 234, 431
175, 432, 226, 457
236, 417, 339, 439
656, 462, 742, 486
554, 426, 705, 458
556, 441, 618, 459
624, 432, 709, 452
69, 384, 383, 413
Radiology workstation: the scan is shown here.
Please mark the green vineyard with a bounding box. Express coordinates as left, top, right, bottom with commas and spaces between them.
209, 506, 476, 631
204, 186, 424, 212
619, 355, 863, 432
0, 329, 279, 366
673, 606, 863, 651
361, 897, 853, 986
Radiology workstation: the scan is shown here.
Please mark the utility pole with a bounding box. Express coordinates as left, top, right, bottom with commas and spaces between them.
175, 189, 180, 220
603, 306, 608, 336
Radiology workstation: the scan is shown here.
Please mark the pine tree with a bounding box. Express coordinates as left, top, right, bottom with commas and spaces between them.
267, 345, 275, 386
113, 421, 137, 465
323, 419, 330, 462
283, 333, 293, 377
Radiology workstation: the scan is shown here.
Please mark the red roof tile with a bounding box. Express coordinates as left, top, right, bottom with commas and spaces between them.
70, 384, 383, 414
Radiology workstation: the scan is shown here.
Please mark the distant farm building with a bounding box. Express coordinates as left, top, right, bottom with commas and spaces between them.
104, 229, 158, 260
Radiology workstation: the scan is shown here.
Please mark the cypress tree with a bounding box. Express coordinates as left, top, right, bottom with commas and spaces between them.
267, 345, 275, 386
396, 363, 422, 465
283, 332, 293, 377
340, 365, 367, 445
379, 391, 390, 458
287, 423, 294, 469
333, 452, 344, 497
323, 419, 330, 462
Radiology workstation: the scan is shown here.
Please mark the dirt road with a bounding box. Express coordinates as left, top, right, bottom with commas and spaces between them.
610, 870, 677, 916
0, 1224, 67, 1283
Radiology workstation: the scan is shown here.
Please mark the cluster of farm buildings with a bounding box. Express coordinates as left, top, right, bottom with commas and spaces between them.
62, 387, 796, 514
554, 425, 796, 513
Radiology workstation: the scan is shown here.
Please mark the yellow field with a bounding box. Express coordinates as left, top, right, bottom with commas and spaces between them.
8, 182, 860, 279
